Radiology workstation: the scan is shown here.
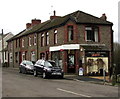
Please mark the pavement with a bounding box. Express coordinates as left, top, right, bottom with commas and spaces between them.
64, 74, 112, 85
3, 67, 115, 86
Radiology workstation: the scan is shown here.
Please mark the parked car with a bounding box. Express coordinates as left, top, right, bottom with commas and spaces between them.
33, 60, 64, 78
19, 60, 34, 74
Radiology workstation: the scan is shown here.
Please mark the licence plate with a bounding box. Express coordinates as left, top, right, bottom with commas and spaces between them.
52, 72, 61, 75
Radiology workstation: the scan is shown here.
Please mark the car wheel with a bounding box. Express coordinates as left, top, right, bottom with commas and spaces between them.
34, 70, 37, 77
23, 68, 27, 74
43, 72, 47, 79
19, 69, 22, 73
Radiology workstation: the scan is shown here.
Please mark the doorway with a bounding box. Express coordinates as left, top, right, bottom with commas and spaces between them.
67, 51, 75, 73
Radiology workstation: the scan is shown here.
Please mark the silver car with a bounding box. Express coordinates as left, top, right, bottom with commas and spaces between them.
19, 60, 34, 74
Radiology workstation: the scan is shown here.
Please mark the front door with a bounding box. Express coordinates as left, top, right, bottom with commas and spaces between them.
67, 54, 75, 73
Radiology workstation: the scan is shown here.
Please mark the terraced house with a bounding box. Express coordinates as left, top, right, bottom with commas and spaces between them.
7, 10, 113, 75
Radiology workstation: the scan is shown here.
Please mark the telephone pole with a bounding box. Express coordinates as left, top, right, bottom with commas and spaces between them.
2, 29, 4, 67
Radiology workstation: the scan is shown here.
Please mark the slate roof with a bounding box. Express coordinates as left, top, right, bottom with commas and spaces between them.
7, 10, 113, 42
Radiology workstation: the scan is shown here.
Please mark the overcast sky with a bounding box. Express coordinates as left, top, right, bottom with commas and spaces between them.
0, 0, 119, 42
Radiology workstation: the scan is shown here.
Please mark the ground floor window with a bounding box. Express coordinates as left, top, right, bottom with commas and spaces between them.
10, 53, 12, 62
40, 53, 45, 60
31, 51, 35, 62
15, 52, 18, 63
51, 51, 61, 67
22, 52, 25, 61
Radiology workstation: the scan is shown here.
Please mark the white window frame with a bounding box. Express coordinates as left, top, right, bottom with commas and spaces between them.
54, 30, 57, 44
46, 32, 49, 45
85, 27, 99, 42
41, 33, 44, 46
22, 39, 24, 47
29, 37, 31, 46
34, 35, 37, 45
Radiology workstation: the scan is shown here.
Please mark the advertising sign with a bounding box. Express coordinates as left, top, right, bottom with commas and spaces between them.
79, 67, 83, 76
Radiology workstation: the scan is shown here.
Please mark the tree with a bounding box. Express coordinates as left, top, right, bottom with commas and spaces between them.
113, 42, 120, 75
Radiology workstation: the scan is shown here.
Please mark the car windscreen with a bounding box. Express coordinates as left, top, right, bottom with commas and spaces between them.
44, 61, 57, 67
25, 61, 33, 65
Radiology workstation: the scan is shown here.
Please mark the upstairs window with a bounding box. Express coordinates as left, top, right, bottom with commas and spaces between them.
54, 29, 57, 44
22, 39, 24, 47
68, 26, 74, 41
85, 26, 99, 42
29, 37, 32, 46
46, 32, 49, 46
16, 39, 17, 48
34, 34, 37, 45
41, 33, 44, 47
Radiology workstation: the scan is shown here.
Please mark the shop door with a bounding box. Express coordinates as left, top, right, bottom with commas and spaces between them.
67, 54, 75, 73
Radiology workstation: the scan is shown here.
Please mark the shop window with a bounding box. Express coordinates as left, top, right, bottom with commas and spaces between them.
46, 32, 49, 46
85, 26, 99, 42
68, 26, 74, 41
54, 30, 57, 44
41, 33, 44, 47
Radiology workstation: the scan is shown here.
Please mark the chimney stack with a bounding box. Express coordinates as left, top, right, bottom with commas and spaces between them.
100, 13, 107, 20
31, 19, 41, 26
26, 19, 41, 29
26, 23, 31, 29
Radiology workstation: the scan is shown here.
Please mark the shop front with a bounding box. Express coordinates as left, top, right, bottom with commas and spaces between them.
50, 44, 80, 73
80, 45, 110, 76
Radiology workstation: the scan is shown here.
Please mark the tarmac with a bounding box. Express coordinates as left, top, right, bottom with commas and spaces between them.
2, 67, 117, 86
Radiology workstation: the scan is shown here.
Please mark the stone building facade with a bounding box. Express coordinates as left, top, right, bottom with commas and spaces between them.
7, 10, 113, 75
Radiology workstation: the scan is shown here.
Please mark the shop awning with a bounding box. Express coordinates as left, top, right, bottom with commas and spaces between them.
49, 44, 80, 51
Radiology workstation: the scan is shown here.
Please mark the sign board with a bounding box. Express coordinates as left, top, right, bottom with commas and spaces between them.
85, 51, 109, 57
79, 67, 83, 76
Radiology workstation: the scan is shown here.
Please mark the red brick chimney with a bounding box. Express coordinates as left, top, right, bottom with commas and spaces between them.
50, 10, 61, 20
26, 23, 31, 29
100, 13, 107, 20
31, 19, 41, 26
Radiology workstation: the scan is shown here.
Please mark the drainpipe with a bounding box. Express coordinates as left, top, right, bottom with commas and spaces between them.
36, 33, 39, 60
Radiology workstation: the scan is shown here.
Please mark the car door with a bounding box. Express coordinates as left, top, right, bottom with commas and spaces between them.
34, 60, 44, 73
39, 60, 45, 73
20, 61, 26, 73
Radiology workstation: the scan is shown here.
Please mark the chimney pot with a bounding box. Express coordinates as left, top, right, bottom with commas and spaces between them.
54, 10, 56, 16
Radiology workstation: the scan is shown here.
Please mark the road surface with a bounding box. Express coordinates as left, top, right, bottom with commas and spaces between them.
2, 68, 118, 98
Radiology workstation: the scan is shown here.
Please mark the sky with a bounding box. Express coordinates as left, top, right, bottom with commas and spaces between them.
0, 0, 119, 42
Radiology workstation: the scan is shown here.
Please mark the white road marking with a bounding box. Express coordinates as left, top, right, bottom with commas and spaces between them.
57, 88, 91, 97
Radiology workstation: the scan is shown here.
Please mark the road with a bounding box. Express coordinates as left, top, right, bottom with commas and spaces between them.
2, 68, 118, 98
